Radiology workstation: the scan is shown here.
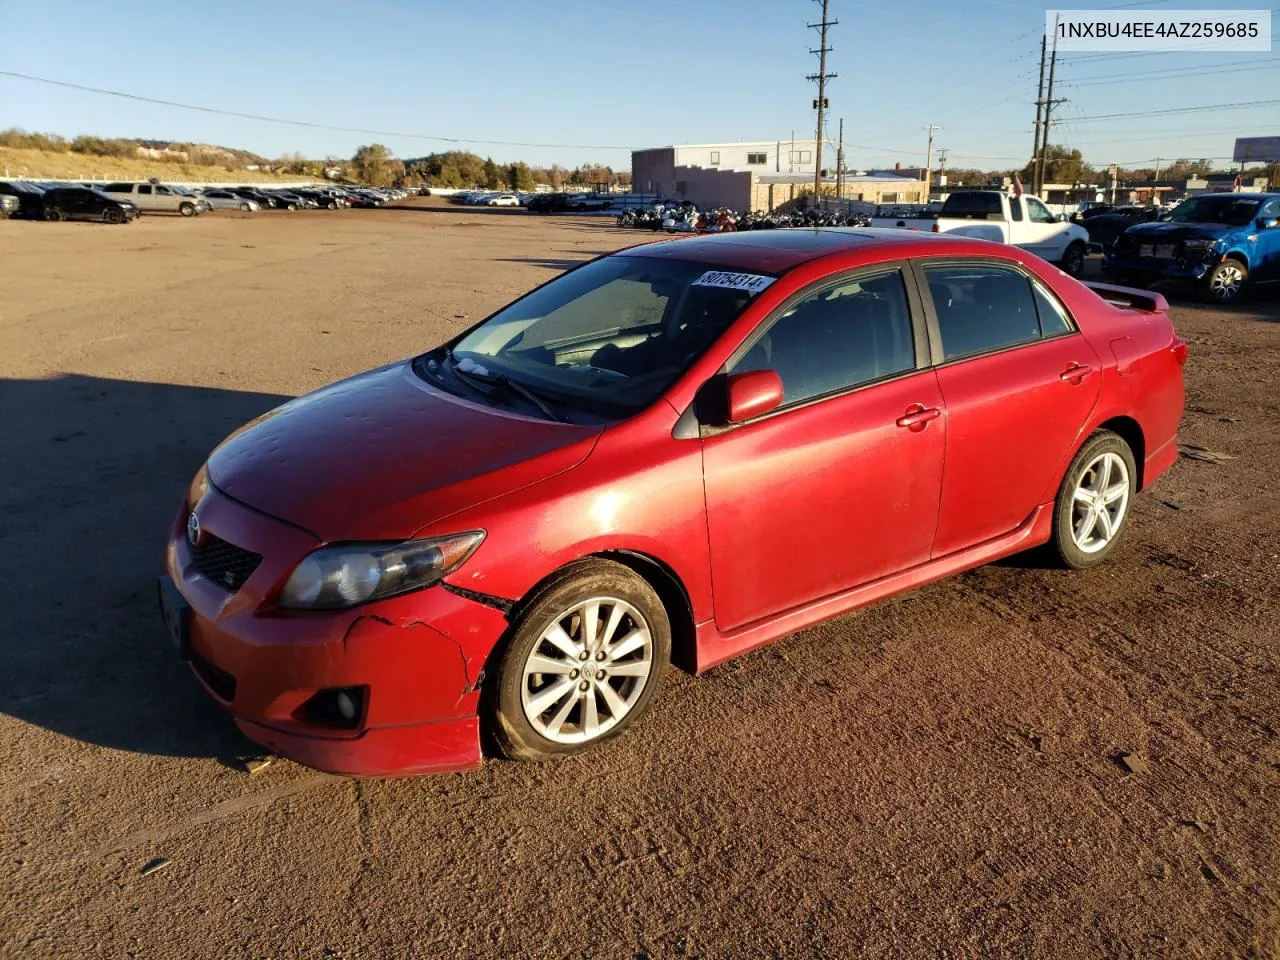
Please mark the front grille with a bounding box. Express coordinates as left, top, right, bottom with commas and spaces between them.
192, 534, 262, 592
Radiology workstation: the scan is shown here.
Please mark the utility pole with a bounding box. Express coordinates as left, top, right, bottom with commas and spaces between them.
938, 147, 948, 188
807, 0, 837, 206
836, 117, 845, 202
1036, 17, 1064, 198
923, 124, 939, 201
1031, 34, 1047, 194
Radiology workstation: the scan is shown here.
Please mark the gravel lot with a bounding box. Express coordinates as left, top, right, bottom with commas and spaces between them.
2, 198, 1278, 959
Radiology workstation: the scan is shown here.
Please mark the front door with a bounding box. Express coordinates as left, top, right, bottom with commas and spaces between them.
919, 260, 1101, 557
1022, 196, 1070, 260
702, 265, 945, 631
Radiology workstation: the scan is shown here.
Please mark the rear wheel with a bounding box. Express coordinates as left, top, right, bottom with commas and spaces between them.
179, 202, 195, 217
1050, 430, 1136, 569
1203, 258, 1246, 304
1059, 241, 1086, 278
487, 559, 670, 762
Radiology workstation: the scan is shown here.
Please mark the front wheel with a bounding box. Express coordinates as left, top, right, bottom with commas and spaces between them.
487, 559, 671, 762
1204, 258, 1246, 304
1050, 430, 1137, 569
240, 202, 251, 211
179, 202, 195, 217
45, 207, 61, 222
1059, 241, 1086, 277
103, 208, 123, 224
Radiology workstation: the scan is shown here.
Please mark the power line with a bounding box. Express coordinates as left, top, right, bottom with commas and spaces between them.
0, 70, 633, 152
1068, 99, 1280, 122
1060, 62, 1280, 86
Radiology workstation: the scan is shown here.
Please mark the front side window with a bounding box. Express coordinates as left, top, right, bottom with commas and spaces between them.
1026, 198, 1054, 222
444, 256, 763, 415
156, 186, 172, 195
923, 263, 1043, 360
730, 269, 915, 406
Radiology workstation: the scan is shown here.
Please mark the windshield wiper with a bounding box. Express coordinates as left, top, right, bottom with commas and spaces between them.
444, 350, 568, 423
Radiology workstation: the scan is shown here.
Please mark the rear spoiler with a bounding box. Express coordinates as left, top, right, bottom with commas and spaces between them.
1083, 281, 1169, 314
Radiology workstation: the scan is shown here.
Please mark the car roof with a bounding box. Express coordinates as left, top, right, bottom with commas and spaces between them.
618, 227, 994, 273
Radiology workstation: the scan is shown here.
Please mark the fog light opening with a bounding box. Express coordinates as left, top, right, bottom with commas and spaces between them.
297, 686, 366, 730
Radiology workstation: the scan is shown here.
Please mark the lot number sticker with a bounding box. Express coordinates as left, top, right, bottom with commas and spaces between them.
692, 271, 777, 295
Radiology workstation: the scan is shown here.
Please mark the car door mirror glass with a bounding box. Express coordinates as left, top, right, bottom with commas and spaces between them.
1257, 217, 1279, 229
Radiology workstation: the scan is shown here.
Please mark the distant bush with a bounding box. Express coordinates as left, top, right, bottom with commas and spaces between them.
0, 128, 68, 151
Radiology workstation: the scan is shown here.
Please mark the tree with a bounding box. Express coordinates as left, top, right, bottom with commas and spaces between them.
482, 157, 503, 190
351, 143, 401, 186
1020, 146, 1093, 186
507, 162, 535, 191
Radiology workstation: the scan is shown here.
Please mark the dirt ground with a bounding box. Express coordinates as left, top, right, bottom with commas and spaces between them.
1, 198, 1278, 959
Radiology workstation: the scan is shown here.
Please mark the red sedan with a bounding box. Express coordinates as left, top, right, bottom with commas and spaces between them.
159, 230, 1186, 776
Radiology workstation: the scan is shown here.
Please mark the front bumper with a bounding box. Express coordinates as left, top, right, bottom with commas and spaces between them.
163, 485, 510, 776
1101, 252, 1216, 283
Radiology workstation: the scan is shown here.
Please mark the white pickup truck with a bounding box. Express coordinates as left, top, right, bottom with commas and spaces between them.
924, 190, 1090, 276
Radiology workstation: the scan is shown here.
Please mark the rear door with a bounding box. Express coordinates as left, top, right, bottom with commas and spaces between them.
135, 183, 156, 211
916, 259, 1101, 557
702, 264, 945, 630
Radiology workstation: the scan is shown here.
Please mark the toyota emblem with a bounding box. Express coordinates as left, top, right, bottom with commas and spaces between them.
186, 511, 201, 547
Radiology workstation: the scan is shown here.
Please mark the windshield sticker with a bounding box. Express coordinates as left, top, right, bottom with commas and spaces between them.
692, 271, 777, 295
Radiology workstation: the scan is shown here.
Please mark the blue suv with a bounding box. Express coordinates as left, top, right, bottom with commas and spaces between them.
1102, 193, 1280, 303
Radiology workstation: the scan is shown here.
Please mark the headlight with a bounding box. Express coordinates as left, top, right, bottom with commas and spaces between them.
188, 464, 211, 509
1182, 238, 1218, 256
279, 531, 484, 609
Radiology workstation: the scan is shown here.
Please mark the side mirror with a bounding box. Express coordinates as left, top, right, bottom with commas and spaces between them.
1257, 217, 1279, 230
695, 370, 784, 426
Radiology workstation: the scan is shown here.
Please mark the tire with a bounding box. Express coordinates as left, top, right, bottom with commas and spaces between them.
103, 208, 123, 224
240, 202, 250, 211
486, 559, 671, 762
1203, 258, 1246, 304
179, 202, 195, 217
1059, 241, 1086, 278
45, 207, 61, 222
1050, 430, 1137, 569
287, 203, 298, 211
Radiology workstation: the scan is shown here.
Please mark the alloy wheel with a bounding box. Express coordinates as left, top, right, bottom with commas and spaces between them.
1209, 262, 1244, 302
1071, 452, 1130, 553
520, 596, 654, 744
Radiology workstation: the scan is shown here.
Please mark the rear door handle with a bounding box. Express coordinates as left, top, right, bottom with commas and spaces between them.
896, 404, 942, 430
1060, 362, 1095, 382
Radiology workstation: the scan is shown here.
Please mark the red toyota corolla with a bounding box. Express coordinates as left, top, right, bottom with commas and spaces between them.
159, 230, 1186, 776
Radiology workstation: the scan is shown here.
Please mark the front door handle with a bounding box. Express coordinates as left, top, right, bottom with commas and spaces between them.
896, 403, 942, 431
1060, 362, 1095, 383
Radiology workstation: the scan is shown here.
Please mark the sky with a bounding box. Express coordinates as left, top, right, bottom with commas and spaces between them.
1, 0, 1277, 174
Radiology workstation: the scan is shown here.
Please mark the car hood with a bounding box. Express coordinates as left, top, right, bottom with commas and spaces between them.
1124, 220, 1235, 242
207, 361, 602, 541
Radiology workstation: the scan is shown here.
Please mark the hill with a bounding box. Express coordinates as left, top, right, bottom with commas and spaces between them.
0, 146, 310, 184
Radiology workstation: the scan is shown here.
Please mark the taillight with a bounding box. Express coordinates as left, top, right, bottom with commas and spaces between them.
1171, 337, 1188, 366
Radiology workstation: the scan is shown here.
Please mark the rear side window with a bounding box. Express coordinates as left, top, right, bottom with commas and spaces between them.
103, 182, 132, 193
1030, 281, 1074, 337
923, 264, 1042, 361
731, 269, 915, 405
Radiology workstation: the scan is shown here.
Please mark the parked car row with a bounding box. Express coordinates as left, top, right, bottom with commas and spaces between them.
451, 191, 530, 207
0, 179, 414, 224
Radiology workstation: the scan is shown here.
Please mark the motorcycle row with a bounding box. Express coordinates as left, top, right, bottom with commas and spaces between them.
616, 204, 873, 233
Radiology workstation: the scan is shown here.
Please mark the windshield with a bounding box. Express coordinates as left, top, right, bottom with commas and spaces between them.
1164, 196, 1260, 226
441, 255, 767, 416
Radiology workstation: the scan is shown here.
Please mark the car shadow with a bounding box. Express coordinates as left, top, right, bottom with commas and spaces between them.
0, 373, 291, 763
